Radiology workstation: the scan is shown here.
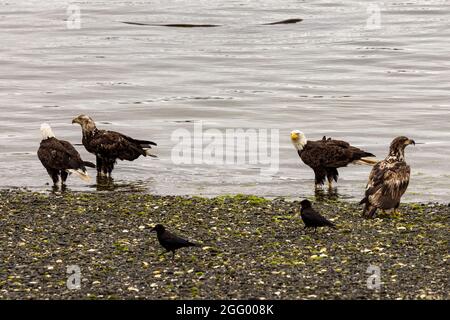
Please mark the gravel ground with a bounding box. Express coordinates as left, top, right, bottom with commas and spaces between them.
0, 190, 448, 300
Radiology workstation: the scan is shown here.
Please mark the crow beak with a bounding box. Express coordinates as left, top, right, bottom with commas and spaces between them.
150, 227, 156, 232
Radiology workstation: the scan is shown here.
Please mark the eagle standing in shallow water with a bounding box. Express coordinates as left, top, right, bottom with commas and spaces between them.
72, 115, 157, 178
290, 130, 377, 188
38, 123, 95, 187
360, 136, 415, 218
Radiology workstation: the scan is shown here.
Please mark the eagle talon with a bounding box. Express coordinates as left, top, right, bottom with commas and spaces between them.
392, 209, 402, 218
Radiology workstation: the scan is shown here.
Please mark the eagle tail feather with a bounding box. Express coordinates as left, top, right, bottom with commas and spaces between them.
363, 152, 376, 158
83, 161, 96, 168
144, 148, 158, 158
67, 169, 91, 182
134, 139, 157, 147
353, 157, 378, 166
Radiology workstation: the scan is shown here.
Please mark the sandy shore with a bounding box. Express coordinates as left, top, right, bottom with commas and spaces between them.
0, 190, 448, 300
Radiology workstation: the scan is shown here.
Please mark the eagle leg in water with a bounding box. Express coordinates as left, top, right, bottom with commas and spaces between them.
61, 170, 69, 185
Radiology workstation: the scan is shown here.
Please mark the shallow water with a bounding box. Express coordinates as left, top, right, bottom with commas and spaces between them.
0, 0, 449, 202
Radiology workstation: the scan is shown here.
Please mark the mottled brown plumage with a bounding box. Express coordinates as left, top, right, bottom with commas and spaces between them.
360, 136, 415, 218
72, 115, 157, 178
291, 131, 376, 187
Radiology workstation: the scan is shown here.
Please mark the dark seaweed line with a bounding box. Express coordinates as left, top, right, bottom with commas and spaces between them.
120, 18, 303, 28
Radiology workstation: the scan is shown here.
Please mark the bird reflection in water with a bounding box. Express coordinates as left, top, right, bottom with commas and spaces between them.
49, 183, 70, 194
96, 176, 116, 191
94, 177, 147, 192
314, 186, 340, 201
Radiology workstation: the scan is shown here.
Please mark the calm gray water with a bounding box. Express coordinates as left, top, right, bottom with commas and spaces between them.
0, 0, 449, 202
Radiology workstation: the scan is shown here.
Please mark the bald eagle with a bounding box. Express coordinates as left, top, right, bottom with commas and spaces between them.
38, 123, 95, 187
360, 136, 415, 218
290, 130, 377, 188
72, 115, 157, 178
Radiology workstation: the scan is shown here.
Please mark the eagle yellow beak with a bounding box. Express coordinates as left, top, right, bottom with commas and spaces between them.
291, 132, 299, 141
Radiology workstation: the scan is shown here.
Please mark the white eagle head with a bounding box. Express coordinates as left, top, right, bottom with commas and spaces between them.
290, 130, 307, 151
40, 123, 55, 140
72, 114, 96, 132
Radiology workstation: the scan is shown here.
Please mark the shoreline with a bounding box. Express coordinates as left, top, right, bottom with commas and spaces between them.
1, 186, 448, 206
0, 190, 448, 299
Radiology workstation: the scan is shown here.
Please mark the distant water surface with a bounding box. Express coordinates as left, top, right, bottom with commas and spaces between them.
0, 0, 449, 202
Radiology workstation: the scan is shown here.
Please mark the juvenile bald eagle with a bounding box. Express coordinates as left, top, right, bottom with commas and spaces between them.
38, 123, 95, 187
72, 115, 157, 178
291, 130, 377, 188
360, 136, 415, 218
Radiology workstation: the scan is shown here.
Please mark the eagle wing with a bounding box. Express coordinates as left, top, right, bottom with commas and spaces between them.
364, 160, 410, 208
58, 140, 85, 163
115, 131, 157, 148
301, 139, 373, 168
89, 130, 147, 160
38, 139, 85, 170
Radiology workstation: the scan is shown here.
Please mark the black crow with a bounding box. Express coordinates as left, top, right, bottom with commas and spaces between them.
151, 224, 197, 259
299, 200, 336, 232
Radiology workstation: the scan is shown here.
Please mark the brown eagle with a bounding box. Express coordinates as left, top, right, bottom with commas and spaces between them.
360, 136, 415, 218
38, 123, 95, 187
72, 115, 157, 178
290, 130, 377, 188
